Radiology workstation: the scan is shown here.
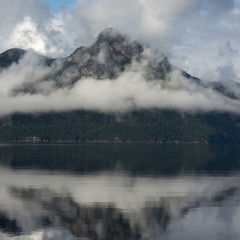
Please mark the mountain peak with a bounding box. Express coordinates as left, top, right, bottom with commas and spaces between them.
0, 48, 26, 68
67, 28, 144, 79
96, 28, 143, 56
97, 28, 126, 42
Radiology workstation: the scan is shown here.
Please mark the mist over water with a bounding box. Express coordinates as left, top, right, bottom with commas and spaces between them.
0, 143, 240, 240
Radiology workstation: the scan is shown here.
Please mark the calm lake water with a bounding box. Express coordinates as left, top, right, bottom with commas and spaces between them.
0, 143, 240, 240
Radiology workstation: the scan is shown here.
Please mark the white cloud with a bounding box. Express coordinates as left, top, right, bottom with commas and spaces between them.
0, 0, 239, 78
9, 16, 48, 54
0, 0, 240, 115
1, 51, 240, 116
0, 0, 75, 57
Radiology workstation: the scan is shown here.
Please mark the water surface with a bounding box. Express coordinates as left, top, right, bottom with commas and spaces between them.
0, 143, 240, 240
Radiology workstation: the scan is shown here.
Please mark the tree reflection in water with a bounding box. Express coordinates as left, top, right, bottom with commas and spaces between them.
0, 144, 240, 239
0, 185, 237, 240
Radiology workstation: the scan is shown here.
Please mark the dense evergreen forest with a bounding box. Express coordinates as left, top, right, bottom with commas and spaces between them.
0, 110, 240, 143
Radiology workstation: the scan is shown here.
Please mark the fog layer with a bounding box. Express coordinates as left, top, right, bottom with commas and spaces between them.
0, 46, 240, 116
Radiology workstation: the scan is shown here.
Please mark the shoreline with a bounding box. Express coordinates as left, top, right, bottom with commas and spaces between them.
0, 140, 226, 145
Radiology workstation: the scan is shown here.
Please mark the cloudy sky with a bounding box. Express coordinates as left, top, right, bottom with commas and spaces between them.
1, 0, 240, 115
0, 0, 239, 81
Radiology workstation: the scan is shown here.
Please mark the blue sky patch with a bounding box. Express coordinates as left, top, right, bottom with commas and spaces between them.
42, 0, 76, 12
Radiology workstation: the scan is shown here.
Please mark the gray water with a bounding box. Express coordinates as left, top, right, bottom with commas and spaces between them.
0, 143, 240, 240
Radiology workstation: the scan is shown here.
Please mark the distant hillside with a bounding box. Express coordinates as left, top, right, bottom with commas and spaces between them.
0, 29, 240, 143
1, 110, 240, 143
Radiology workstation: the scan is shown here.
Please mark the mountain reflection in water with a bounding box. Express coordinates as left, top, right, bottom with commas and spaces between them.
0, 143, 240, 240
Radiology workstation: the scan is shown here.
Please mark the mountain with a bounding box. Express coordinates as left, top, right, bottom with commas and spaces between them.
0, 48, 26, 68
0, 28, 240, 143
67, 28, 144, 79
0, 48, 54, 68
0, 28, 188, 89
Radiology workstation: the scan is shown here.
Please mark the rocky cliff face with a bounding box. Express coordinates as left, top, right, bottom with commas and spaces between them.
0, 28, 172, 83
0, 28, 237, 100
68, 28, 143, 68
66, 28, 144, 79
63, 28, 177, 87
